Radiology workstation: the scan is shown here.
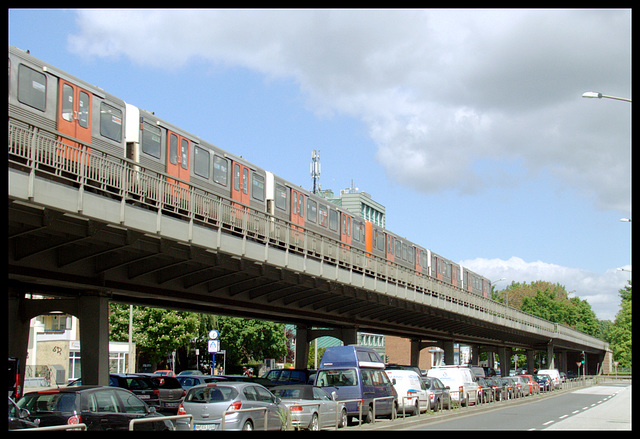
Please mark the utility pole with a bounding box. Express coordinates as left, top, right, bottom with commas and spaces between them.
310, 149, 321, 194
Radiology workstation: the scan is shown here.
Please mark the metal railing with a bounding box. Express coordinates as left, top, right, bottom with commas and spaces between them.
7, 118, 609, 351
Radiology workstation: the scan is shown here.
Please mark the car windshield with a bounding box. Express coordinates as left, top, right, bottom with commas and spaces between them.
316, 369, 357, 387
18, 392, 78, 413
152, 377, 182, 389
186, 386, 238, 403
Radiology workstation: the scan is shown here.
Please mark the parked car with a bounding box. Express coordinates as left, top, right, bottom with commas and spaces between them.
262, 369, 314, 385
137, 374, 186, 413
221, 375, 278, 388
535, 374, 552, 392
483, 376, 505, 401
271, 384, 347, 430
516, 374, 540, 395
16, 386, 173, 431
153, 370, 175, 377
176, 382, 286, 431
426, 366, 478, 406
498, 377, 517, 399
68, 374, 160, 407
476, 376, 494, 403
421, 376, 451, 411
176, 375, 226, 390
385, 369, 429, 415
537, 369, 562, 390
314, 346, 398, 423
8, 397, 39, 430
177, 370, 203, 376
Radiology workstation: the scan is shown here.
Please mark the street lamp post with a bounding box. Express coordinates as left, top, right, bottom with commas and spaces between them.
582, 91, 631, 103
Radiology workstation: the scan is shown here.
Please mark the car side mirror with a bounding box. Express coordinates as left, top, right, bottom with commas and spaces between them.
392, 378, 397, 385
147, 406, 157, 414
331, 391, 338, 401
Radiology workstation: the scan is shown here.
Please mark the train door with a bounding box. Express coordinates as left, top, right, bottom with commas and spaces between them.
415, 248, 423, 275
340, 212, 352, 247
386, 233, 395, 264
57, 79, 92, 162
290, 188, 305, 244
166, 131, 191, 200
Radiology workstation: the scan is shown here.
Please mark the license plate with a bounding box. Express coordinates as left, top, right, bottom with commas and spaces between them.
163, 402, 179, 407
194, 424, 217, 430
138, 394, 150, 399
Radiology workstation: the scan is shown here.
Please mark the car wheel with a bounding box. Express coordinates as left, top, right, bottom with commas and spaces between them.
309, 413, 319, 431
338, 408, 348, 428
242, 420, 253, 431
364, 405, 373, 423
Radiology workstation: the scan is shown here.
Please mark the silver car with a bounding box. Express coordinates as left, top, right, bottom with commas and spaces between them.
271, 385, 347, 430
176, 382, 286, 431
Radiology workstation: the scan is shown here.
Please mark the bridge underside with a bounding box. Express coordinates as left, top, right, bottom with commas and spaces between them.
9, 199, 551, 351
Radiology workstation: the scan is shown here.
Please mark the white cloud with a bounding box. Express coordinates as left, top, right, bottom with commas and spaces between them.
68, 9, 631, 212
459, 256, 629, 321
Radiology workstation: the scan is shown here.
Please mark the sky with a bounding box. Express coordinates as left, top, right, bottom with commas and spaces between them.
8, 9, 631, 321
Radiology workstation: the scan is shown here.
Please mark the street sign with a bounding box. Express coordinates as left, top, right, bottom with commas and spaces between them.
208, 339, 220, 353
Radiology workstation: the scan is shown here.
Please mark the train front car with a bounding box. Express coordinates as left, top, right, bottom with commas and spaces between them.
9, 45, 126, 177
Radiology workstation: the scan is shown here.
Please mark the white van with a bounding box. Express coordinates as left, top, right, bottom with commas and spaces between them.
385, 370, 428, 415
426, 366, 478, 406
537, 369, 561, 390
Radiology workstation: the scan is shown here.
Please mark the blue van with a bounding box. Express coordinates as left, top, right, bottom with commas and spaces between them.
314, 346, 397, 423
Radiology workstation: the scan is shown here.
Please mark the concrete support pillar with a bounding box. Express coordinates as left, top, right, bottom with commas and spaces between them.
526, 349, 535, 374
8, 291, 31, 396
443, 341, 454, 366
78, 294, 110, 386
410, 339, 422, 367
295, 325, 310, 370
470, 344, 480, 365
498, 347, 512, 376
547, 343, 555, 369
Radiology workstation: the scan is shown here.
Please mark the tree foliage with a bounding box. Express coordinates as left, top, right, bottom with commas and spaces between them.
497, 281, 599, 337
109, 303, 199, 365
606, 282, 632, 367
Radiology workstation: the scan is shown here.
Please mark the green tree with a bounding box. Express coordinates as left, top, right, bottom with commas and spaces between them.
607, 282, 632, 367
109, 303, 199, 368
215, 316, 287, 368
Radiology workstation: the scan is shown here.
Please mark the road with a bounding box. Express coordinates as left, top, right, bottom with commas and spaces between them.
349, 383, 631, 431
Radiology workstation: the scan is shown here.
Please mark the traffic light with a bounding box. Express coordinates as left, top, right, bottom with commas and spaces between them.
580, 351, 585, 364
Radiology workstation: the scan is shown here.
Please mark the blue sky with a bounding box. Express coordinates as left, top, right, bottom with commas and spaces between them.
8, 9, 631, 321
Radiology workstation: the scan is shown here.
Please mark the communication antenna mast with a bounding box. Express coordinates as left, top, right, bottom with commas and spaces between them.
310, 149, 321, 194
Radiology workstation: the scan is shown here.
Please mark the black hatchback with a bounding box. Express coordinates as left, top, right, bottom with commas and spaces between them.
16, 386, 173, 431
69, 374, 160, 407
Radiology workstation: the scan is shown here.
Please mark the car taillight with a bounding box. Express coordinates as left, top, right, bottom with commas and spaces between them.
67, 414, 81, 425
290, 405, 303, 412
227, 401, 242, 412
177, 404, 186, 415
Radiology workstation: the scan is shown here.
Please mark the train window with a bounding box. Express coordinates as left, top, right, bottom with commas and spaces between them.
252, 173, 265, 202
169, 133, 178, 165
275, 184, 287, 211
307, 199, 317, 223
61, 84, 74, 122
298, 194, 304, 218
213, 156, 228, 186
377, 231, 385, 252
78, 91, 90, 129
193, 145, 210, 179
181, 139, 189, 170
292, 192, 297, 215
99, 102, 122, 143
353, 221, 360, 242
243, 168, 249, 194
17, 64, 47, 111
329, 210, 338, 232
318, 204, 328, 227
141, 122, 161, 158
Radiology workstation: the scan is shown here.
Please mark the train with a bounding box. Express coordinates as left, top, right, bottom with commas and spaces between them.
8, 44, 492, 298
